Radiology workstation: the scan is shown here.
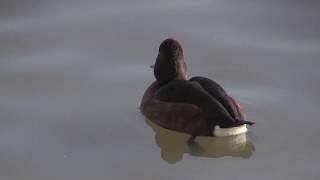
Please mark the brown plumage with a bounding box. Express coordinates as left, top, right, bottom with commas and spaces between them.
140, 38, 254, 137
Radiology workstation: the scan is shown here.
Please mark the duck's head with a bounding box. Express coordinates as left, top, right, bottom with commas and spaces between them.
154, 38, 188, 84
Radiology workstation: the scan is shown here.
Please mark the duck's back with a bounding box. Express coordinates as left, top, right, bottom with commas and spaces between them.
141, 80, 241, 135
190, 76, 245, 120
153, 80, 234, 124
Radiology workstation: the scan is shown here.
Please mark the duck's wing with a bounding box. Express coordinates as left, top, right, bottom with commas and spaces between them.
152, 80, 245, 129
140, 81, 161, 108
141, 81, 209, 135
142, 98, 210, 135
228, 95, 246, 120
189, 76, 245, 121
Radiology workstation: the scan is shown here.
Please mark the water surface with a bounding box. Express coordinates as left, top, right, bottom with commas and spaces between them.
1, 0, 320, 179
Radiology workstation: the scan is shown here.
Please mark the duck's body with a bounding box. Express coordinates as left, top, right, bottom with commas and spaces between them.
140, 39, 254, 137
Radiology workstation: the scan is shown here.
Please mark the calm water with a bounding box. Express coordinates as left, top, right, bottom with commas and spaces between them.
1, 0, 320, 179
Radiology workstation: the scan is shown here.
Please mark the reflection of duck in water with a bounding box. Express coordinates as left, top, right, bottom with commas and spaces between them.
141, 38, 254, 141
145, 119, 255, 164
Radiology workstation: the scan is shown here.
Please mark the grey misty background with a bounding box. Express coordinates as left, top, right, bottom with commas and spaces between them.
0, 0, 320, 180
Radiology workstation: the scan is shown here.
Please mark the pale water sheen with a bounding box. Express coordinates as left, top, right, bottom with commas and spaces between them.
1, 0, 320, 179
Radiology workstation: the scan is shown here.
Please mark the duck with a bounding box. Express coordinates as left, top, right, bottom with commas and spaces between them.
140, 38, 254, 140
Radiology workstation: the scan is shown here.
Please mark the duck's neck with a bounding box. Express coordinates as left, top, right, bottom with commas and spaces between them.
176, 60, 188, 81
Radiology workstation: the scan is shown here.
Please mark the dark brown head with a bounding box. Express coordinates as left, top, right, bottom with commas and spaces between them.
154, 38, 187, 84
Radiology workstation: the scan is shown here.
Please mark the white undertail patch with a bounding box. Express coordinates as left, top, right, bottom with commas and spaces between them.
214, 125, 247, 137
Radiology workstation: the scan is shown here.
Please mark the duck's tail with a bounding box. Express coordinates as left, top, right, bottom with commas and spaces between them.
233, 119, 255, 126
242, 120, 255, 126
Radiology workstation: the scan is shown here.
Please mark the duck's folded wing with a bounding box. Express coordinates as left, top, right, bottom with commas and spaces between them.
153, 80, 231, 117
141, 80, 252, 133
228, 95, 246, 120
190, 76, 245, 121
142, 98, 211, 135
140, 81, 210, 135
152, 80, 246, 129
140, 81, 160, 108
